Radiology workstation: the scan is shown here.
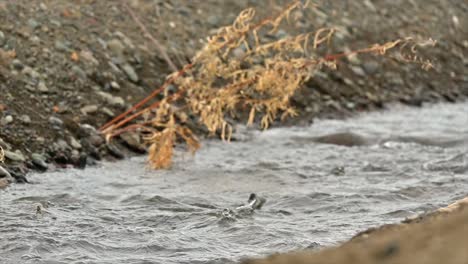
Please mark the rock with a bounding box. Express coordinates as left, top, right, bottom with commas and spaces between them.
37, 81, 49, 93
80, 105, 98, 115
55, 139, 70, 151
4, 150, 26, 162
110, 81, 120, 91
48, 116, 63, 128
69, 136, 82, 149
71, 65, 87, 79
27, 19, 40, 30
31, 153, 48, 171
88, 134, 104, 147
362, 61, 379, 75
121, 63, 139, 82
19, 115, 31, 124
107, 39, 125, 54
0, 137, 11, 150
0, 165, 13, 181
106, 143, 125, 159
54, 40, 69, 52
3, 115, 13, 125
97, 91, 125, 108
0, 178, 10, 189
11, 59, 24, 70
350, 66, 366, 77
120, 132, 146, 153
101, 107, 115, 117
0, 30, 5, 46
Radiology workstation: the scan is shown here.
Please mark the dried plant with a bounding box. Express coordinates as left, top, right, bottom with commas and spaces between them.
0, 146, 4, 163
100, 1, 434, 169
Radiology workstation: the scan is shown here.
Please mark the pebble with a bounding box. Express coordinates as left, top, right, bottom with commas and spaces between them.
55, 139, 70, 151
31, 153, 48, 171
11, 59, 24, 70
120, 132, 146, 153
121, 63, 139, 82
107, 39, 125, 54
19, 115, 31, 124
3, 115, 13, 124
37, 81, 49, 93
106, 143, 125, 159
48, 115, 63, 127
97, 91, 125, 108
54, 40, 69, 52
27, 18, 40, 30
0, 137, 11, 150
69, 136, 82, 149
0, 165, 13, 180
0, 178, 10, 188
110, 81, 120, 91
0, 30, 5, 46
4, 150, 26, 162
80, 105, 98, 115
362, 61, 380, 75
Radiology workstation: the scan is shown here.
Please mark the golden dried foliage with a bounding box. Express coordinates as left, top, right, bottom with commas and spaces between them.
101, 1, 434, 169
0, 146, 4, 163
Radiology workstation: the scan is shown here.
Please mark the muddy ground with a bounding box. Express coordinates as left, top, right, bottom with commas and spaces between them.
0, 0, 467, 262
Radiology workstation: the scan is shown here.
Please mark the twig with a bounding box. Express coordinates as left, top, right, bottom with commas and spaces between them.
123, 3, 178, 72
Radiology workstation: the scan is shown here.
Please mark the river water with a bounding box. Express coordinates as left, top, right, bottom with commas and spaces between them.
1, 102, 467, 264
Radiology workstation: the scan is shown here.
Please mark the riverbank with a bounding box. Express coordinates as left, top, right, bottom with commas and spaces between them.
243, 197, 468, 264
1, 0, 467, 182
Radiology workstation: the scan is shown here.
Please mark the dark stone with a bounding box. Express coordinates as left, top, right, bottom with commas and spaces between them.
106, 143, 125, 159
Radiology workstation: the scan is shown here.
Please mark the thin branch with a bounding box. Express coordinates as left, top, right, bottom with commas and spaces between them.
123, 3, 178, 72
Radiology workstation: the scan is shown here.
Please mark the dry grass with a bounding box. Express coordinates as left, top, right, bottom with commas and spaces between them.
100, 1, 434, 169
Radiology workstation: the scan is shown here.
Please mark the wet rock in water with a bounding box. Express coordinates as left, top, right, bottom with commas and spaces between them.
31, 153, 48, 171
331, 166, 346, 176
120, 132, 146, 153
121, 63, 139, 83
312, 132, 370, 147
10, 170, 28, 183
106, 143, 125, 159
4, 150, 26, 162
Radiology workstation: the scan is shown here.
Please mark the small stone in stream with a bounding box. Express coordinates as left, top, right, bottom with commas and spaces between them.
331, 166, 345, 176
106, 143, 125, 159
19, 115, 31, 124
120, 132, 146, 153
37, 81, 49, 93
80, 105, 98, 115
48, 116, 63, 128
69, 136, 82, 149
4, 150, 26, 162
121, 63, 139, 82
12, 171, 29, 183
31, 153, 48, 171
